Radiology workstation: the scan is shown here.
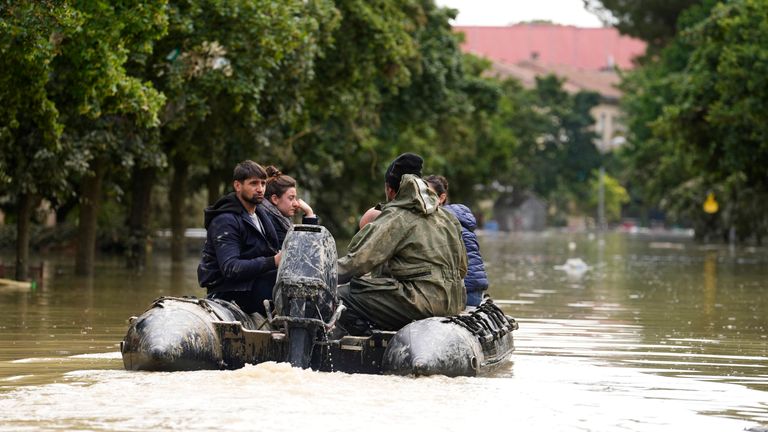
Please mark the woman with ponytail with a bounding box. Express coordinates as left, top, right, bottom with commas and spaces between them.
262, 166, 318, 245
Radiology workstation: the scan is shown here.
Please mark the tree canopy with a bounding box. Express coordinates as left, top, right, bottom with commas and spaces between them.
0, 0, 634, 277
615, 0, 768, 242
583, 0, 704, 55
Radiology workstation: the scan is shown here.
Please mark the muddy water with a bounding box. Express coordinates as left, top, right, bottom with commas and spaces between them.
0, 232, 766, 431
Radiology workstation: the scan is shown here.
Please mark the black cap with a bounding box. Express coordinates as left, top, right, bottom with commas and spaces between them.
385, 152, 423, 191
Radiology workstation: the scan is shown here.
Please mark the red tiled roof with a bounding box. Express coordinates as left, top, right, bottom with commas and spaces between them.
455, 24, 646, 71
491, 61, 622, 99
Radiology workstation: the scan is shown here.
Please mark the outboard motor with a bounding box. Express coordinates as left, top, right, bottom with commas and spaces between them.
271, 224, 339, 368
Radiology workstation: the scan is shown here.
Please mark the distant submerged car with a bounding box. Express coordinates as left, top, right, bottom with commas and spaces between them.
120, 225, 518, 377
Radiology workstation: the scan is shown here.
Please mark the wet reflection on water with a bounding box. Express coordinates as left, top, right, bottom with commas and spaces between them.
1, 232, 766, 431
484, 233, 768, 391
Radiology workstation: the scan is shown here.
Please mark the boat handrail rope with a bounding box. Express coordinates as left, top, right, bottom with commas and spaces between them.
198, 298, 231, 322
264, 299, 346, 332
141, 296, 236, 323
139, 296, 199, 315
441, 300, 518, 343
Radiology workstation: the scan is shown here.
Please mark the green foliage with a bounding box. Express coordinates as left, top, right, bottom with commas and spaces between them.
288, 0, 501, 235
152, 0, 337, 156
51, 1, 167, 126
583, 0, 702, 55
53, 0, 169, 191
1, 0, 637, 260
0, 1, 77, 197
660, 0, 768, 184
616, 0, 768, 242
488, 74, 603, 220
658, 0, 768, 241
616, 61, 690, 207
374, 3, 502, 201
588, 170, 630, 223
0, 0, 168, 199
613, 0, 714, 222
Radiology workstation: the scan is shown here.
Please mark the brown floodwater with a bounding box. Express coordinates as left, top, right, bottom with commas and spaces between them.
0, 231, 766, 431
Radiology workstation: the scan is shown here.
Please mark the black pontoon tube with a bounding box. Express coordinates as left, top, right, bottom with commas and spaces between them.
382, 300, 518, 377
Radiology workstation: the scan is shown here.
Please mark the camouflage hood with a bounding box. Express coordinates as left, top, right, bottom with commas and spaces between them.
383, 174, 439, 215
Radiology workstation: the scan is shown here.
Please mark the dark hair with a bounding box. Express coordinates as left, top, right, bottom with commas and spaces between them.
385, 152, 423, 192
425, 175, 448, 197
265, 166, 297, 199
233, 160, 267, 182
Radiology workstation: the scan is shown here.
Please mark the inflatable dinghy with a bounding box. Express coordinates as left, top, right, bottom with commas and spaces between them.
120, 225, 518, 376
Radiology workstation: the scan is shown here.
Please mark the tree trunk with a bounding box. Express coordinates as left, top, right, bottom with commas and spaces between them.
14, 193, 37, 281
126, 166, 156, 270
75, 159, 106, 276
169, 156, 188, 262
206, 166, 222, 206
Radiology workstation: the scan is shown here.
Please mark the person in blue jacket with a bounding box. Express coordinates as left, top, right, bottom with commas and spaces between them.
425, 175, 489, 307
261, 166, 319, 246
197, 160, 281, 316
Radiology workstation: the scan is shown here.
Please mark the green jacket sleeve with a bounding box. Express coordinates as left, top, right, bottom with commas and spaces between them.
337, 212, 408, 284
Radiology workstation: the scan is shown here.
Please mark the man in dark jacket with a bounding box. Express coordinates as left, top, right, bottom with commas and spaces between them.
197, 160, 281, 315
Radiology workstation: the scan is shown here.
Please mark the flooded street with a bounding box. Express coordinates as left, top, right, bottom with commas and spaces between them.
1, 232, 766, 431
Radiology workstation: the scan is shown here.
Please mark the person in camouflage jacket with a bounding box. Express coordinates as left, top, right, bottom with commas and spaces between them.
337, 153, 467, 333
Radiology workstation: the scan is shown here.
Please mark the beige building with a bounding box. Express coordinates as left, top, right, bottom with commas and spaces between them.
454, 24, 645, 153
490, 60, 626, 152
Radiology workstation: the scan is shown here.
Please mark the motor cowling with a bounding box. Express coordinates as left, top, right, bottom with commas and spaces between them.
273, 224, 338, 322
272, 224, 338, 368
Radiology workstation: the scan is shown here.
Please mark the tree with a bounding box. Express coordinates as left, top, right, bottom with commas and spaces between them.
616, 1, 712, 233
277, 0, 426, 235
655, 0, 768, 242
487, 75, 602, 224
291, 1, 505, 235
0, 1, 80, 280
588, 170, 630, 223
583, 0, 708, 55
373, 2, 503, 202
1, 0, 634, 266
49, 1, 168, 275
143, 0, 338, 261
614, 0, 768, 242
